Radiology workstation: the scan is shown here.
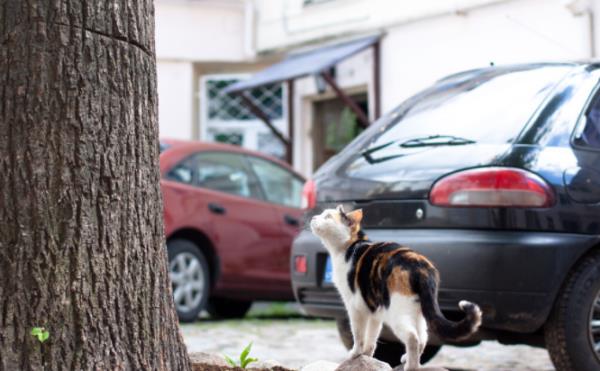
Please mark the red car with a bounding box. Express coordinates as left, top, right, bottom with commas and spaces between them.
159, 140, 305, 322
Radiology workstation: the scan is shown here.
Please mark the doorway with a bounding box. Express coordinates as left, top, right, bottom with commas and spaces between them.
312, 93, 368, 170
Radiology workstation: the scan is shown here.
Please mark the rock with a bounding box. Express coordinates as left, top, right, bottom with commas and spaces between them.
248, 359, 285, 369
392, 366, 449, 371
301, 360, 339, 371
335, 355, 392, 371
189, 352, 230, 368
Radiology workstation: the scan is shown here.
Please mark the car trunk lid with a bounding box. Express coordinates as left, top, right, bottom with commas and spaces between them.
314, 143, 512, 202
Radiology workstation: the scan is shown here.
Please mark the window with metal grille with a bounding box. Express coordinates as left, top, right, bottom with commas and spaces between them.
205, 79, 283, 121
201, 75, 287, 160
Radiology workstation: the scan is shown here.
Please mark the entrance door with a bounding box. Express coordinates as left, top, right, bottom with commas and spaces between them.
312, 93, 368, 170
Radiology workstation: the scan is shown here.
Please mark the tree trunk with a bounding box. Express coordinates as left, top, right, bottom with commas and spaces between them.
0, 1, 191, 370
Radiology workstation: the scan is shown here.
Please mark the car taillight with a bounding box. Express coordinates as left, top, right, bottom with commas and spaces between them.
302, 180, 317, 209
294, 255, 307, 274
429, 167, 555, 208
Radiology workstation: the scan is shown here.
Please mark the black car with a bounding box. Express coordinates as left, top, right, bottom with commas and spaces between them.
291, 63, 600, 370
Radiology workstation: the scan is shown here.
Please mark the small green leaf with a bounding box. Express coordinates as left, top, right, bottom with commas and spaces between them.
241, 357, 258, 369
240, 342, 252, 363
31, 327, 49, 343
31, 327, 42, 336
223, 354, 237, 367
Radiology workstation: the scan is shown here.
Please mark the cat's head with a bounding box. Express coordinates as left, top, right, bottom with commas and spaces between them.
310, 205, 364, 253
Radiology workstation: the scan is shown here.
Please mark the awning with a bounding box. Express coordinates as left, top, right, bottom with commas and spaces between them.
224, 34, 381, 94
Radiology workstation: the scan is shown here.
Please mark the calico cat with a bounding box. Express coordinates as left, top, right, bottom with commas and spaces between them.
309, 205, 482, 370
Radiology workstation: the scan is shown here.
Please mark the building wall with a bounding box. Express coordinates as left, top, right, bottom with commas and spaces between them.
157, 61, 194, 139
155, 0, 249, 62
255, 0, 512, 52
155, 0, 251, 139
380, 0, 592, 111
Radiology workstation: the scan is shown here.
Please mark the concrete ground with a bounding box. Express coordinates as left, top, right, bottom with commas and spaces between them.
181, 303, 555, 371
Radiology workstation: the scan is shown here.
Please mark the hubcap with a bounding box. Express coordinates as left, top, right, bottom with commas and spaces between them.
589, 289, 600, 362
169, 252, 205, 313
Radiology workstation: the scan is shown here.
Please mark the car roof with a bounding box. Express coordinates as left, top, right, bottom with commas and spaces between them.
436, 62, 600, 84
159, 138, 304, 179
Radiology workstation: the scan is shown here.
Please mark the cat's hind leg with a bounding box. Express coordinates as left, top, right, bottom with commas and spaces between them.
363, 315, 383, 357
416, 313, 428, 357
386, 295, 422, 370
347, 307, 369, 358
393, 324, 420, 371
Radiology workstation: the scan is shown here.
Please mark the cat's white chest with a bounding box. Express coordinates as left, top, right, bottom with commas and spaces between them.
330, 255, 354, 303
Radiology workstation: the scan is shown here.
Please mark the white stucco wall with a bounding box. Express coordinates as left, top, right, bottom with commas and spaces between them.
155, 0, 249, 61
255, 0, 512, 52
380, 0, 592, 111
157, 61, 194, 139
155, 0, 251, 140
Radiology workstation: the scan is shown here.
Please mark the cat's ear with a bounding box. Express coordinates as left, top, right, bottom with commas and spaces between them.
336, 204, 346, 214
346, 209, 363, 225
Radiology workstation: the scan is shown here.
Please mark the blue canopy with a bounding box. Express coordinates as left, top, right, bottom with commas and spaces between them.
224, 34, 381, 93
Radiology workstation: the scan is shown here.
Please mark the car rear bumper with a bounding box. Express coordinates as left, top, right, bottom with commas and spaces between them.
291, 228, 598, 333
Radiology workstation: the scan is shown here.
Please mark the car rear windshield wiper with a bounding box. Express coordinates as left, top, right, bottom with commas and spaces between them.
399, 135, 476, 148
360, 141, 403, 164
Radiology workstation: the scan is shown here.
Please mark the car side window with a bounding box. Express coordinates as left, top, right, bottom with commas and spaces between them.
165, 156, 195, 184
574, 88, 600, 149
194, 152, 262, 199
247, 157, 303, 208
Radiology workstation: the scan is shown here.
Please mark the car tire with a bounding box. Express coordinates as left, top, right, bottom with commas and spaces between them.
207, 297, 253, 319
336, 318, 442, 367
545, 250, 600, 371
167, 239, 211, 323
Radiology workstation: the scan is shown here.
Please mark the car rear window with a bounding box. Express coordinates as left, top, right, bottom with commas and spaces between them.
360, 66, 571, 157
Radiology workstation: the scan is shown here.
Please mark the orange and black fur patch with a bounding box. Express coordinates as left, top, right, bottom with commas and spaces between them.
344, 218, 480, 340
345, 238, 436, 311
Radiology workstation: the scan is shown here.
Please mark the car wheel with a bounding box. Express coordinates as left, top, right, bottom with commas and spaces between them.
167, 239, 210, 323
336, 318, 442, 367
545, 250, 600, 371
207, 297, 253, 319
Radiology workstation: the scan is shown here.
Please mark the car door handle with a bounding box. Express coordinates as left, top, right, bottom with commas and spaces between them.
208, 203, 226, 215
284, 214, 299, 227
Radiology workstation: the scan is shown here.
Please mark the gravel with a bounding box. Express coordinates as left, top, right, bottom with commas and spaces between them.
181, 304, 555, 371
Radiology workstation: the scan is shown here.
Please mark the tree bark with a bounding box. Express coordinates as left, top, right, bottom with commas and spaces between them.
0, 1, 191, 370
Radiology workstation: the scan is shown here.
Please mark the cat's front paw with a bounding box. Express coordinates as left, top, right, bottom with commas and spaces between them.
400, 353, 407, 364
349, 346, 362, 359
363, 344, 376, 357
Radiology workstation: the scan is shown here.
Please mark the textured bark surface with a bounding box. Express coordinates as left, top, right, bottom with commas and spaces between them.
0, 1, 191, 370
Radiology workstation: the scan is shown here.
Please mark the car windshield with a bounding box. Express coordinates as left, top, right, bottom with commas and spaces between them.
357, 66, 571, 163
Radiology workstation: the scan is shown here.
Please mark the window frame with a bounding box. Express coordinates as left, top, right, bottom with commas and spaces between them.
571, 78, 600, 153
165, 151, 267, 202
243, 155, 305, 209
199, 73, 288, 160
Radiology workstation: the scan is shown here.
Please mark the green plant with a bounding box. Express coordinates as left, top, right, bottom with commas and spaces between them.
326, 107, 362, 152
31, 327, 49, 343
224, 342, 258, 369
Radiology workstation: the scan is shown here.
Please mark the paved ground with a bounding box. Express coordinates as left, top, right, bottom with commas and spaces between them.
181, 303, 555, 371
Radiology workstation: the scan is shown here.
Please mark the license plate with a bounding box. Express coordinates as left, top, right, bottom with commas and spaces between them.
323, 257, 333, 284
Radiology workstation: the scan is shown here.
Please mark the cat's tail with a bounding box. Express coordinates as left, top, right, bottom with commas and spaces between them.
417, 273, 482, 341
